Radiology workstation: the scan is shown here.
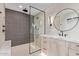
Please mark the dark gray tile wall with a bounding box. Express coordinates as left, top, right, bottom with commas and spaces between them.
5, 8, 33, 47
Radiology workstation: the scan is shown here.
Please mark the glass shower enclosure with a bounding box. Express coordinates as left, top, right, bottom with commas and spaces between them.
29, 6, 45, 55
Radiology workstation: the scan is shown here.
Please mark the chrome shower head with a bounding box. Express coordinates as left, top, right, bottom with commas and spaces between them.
23, 8, 28, 12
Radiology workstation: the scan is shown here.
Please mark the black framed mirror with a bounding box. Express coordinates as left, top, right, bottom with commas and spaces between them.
53, 8, 79, 32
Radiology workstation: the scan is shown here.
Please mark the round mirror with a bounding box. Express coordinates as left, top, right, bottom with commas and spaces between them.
53, 8, 79, 32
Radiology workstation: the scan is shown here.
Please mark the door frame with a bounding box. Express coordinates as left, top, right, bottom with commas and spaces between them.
29, 6, 46, 54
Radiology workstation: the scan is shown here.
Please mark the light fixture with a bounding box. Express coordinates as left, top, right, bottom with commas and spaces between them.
49, 16, 53, 26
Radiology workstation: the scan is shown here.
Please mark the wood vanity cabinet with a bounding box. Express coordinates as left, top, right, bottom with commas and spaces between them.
69, 48, 79, 56
41, 37, 68, 56
41, 37, 49, 55
68, 42, 79, 56
48, 38, 58, 56
41, 36, 79, 56
41, 37, 57, 56
56, 39, 68, 56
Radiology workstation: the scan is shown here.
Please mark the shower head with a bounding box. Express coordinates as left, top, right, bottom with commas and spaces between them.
22, 8, 28, 12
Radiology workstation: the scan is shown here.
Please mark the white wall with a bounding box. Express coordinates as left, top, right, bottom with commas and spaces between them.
0, 4, 5, 47
45, 3, 79, 41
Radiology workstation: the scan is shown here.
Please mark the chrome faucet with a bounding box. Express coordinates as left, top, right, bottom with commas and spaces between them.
58, 31, 68, 37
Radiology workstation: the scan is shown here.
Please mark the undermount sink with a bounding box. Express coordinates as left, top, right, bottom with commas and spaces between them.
41, 34, 61, 38
41, 34, 79, 43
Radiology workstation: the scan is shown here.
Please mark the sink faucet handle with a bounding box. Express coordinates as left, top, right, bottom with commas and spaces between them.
58, 33, 61, 36
64, 34, 68, 37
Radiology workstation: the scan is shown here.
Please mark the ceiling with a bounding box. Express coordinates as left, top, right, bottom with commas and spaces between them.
5, 3, 53, 15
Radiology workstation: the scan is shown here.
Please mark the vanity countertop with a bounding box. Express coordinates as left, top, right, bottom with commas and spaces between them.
41, 34, 79, 43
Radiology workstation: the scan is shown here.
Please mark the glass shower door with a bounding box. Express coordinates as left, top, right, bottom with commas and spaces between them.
29, 6, 45, 55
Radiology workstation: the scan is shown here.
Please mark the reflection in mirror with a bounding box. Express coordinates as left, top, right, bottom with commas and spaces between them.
53, 8, 79, 32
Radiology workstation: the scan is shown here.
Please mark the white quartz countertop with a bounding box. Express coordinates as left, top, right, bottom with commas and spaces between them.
41, 34, 79, 43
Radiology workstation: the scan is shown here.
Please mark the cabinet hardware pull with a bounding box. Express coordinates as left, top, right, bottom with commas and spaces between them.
0, 11, 2, 13
76, 53, 79, 55
43, 48, 47, 50
76, 45, 79, 47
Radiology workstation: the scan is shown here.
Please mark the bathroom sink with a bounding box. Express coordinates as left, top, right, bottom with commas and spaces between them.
41, 34, 79, 43
41, 34, 64, 39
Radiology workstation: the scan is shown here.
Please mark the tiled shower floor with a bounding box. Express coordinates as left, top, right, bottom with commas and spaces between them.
12, 43, 47, 56
12, 43, 41, 56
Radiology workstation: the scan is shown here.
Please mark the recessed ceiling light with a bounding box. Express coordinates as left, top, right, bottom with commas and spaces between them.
19, 5, 23, 8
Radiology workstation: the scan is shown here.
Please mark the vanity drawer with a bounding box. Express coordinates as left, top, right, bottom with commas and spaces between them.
68, 42, 79, 51
41, 37, 48, 54
69, 48, 79, 56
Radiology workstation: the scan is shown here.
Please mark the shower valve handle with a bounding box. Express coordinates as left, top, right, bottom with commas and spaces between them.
2, 25, 5, 27
2, 29, 5, 32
